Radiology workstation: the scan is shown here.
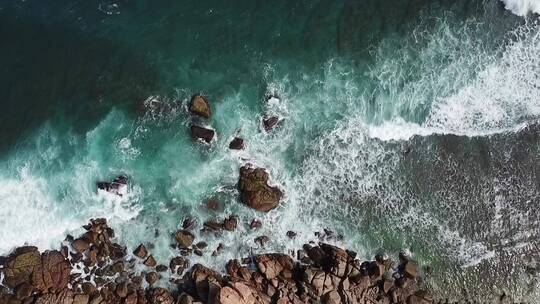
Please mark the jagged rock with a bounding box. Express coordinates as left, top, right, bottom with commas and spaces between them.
254, 236, 270, 247
203, 221, 223, 232
35, 289, 74, 304
156, 265, 168, 272
322, 290, 341, 304
255, 254, 292, 280
189, 95, 211, 118
147, 288, 174, 304
170, 257, 188, 274
81, 282, 96, 295
133, 244, 148, 259
223, 216, 238, 232
146, 272, 159, 286
216, 282, 257, 304
175, 230, 195, 249
2, 246, 41, 288
404, 261, 419, 279
96, 175, 128, 196
229, 137, 245, 150
72, 239, 90, 254
191, 125, 215, 144
238, 165, 283, 212
31, 250, 72, 293
183, 218, 197, 230
250, 219, 262, 229
407, 291, 433, 304
144, 255, 157, 267
15, 282, 33, 300
262, 116, 279, 131
116, 282, 128, 298
177, 293, 195, 304
286, 231, 297, 239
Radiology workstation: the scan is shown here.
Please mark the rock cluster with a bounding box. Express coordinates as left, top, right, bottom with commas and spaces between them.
0, 219, 433, 304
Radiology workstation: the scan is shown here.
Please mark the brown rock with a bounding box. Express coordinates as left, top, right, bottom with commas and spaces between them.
156, 265, 168, 272
133, 244, 148, 259
404, 261, 419, 279
189, 95, 211, 119
116, 282, 128, 298
148, 288, 174, 304
238, 165, 283, 212
205, 198, 221, 211
73, 294, 89, 304
286, 231, 297, 239
229, 137, 244, 150
81, 282, 96, 294
175, 230, 195, 249
145, 272, 159, 286
223, 216, 238, 232
322, 290, 341, 304
203, 221, 223, 232
191, 125, 215, 144
31, 250, 71, 293
177, 293, 195, 304
72, 239, 90, 253
144, 255, 157, 267
170, 257, 188, 274
15, 282, 33, 300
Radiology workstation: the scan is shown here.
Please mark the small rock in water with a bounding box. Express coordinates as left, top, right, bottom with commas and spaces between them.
96, 175, 128, 196
228, 137, 245, 150
254, 236, 270, 247
205, 198, 221, 211
250, 219, 262, 229
190, 125, 215, 143
144, 255, 157, 267
223, 216, 238, 231
286, 231, 297, 239
203, 221, 223, 232
182, 217, 196, 230
133, 244, 148, 259
175, 230, 195, 248
156, 264, 168, 272
262, 115, 279, 131
189, 94, 211, 118
195, 242, 208, 249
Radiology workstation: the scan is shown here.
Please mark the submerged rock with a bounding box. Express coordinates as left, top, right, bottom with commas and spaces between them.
191, 125, 215, 143
189, 94, 212, 118
238, 164, 283, 212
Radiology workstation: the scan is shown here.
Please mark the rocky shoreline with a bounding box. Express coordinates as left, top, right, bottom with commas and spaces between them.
0, 218, 434, 304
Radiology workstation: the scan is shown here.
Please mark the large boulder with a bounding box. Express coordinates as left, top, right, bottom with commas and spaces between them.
238, 165, 283, 212
175, 230, 195, 249
31, 250, 72, 293
2, 246, 41, 288
96, 175, 128, 196
189, 95, 211, 118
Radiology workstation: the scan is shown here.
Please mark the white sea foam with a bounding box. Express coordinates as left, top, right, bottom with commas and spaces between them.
501, 0, 540, 16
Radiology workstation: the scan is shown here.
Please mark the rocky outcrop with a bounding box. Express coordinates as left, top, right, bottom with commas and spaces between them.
0, 219, 434, 304
238, 165, 283, 212
189, 94, 212, 118
191, 125, 215, 143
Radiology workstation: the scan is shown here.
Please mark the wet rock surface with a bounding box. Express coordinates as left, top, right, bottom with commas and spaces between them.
191, 125, 215, 143
0, 219, 436, 304
189, 94, 212, 119
238, 164, 283, 212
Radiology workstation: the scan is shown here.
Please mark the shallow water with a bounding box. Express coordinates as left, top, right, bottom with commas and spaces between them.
0, 0, 539, 301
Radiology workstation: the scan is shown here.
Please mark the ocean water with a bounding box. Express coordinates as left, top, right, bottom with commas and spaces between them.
0, 0, 539, 301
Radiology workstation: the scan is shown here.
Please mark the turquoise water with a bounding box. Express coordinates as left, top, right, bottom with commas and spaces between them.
0, 0, 539, 300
